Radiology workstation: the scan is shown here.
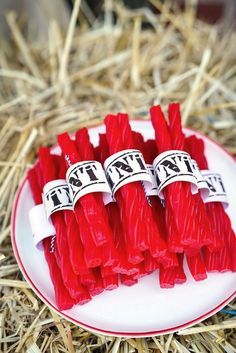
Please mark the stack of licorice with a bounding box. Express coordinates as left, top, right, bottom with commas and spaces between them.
28, 103, 236, 310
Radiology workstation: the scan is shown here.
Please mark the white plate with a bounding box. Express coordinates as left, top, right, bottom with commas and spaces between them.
11, 120, 236, 337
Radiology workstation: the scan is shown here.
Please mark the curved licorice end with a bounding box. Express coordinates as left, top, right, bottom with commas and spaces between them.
75, 127, 95, 160
57, 132, 81, 166
150, 105, 172, 152
38, 146, 57, 182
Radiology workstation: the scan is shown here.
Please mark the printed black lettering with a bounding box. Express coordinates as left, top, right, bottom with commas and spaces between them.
160, 158, 180, 178
219, 178, 226, 192
183, 155, 193, 173
69, 176, 82, 188
206, 177, 216, 193
48, 190, 62, 207
135, 153, 146, 170
62, 187, 72, 203
85, 164, 99, 181
106, 172, 115, 189
113, 161, 133, 178
155, 173, 161, 187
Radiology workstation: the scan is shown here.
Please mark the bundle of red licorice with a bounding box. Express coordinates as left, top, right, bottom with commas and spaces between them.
28, 103, 236, 310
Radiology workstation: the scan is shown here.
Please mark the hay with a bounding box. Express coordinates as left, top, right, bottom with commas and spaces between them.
0, 0, 236, 351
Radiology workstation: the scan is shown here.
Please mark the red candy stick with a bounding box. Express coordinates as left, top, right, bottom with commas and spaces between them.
186, 253, 207, 281
105, 113, 167, 259
118, 113, 167, 257
150, 105, 202, 251
159, 266, 176, 288
57, 156, 91, 275
133, 131, 178, 268
103, 274, 119, 290
79, 272, 96, 286
98, 132, 144, 266
27, 167, 75, 310
105, 113, 147, 252
87, 269, 104, 296
168, 103, 212, 251
38, 148, 91, 302
167, 104, 208, 280
75, 128, 119, 268
57, 133, 103, 267
58, 132, 111, 247
131, 131, 168, 258
120, 273, 138, 286
143, 250, 159, 274
175, 254, 187, 284
186, 135, 236, 272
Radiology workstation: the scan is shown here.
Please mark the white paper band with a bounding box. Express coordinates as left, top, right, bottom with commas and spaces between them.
103, 192, 115, 206
104, 149, 152, 197
43, 179, 73, 218
191, 160, 210, 200
66, 161, 112, 207
153, 150, 198, 199
143, 164, 158, 197
29, 204, 56, 250
200, 170, 228, 207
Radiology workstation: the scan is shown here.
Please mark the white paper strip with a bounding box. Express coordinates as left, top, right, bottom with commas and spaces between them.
66, 161, 112, 207
153, 150, 198, 199
43, 179, 73, 218
143, 164, 158, 197
29, 204, 55, 250
191, 159, 210, 200
104, 149, 152, 197
200, 170, 228, 207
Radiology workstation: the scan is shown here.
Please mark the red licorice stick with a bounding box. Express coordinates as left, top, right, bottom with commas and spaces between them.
133, 131, 178, 268
131, 131, 169, 258
175, 254, 187, 284
97, 133, 144, 266
167, 104, 208, 280
105, 113, 167, 259
80, 272, 96, 286
143, 250, 159, 274
58, 132, 111, 247
120, 273, 138, 286
27, 167, 75, 310
150, 105, 203, 251
159, 254, 187, 288
186, 253, 207, 281
143, 138, 180, 266
38, 148, 91, 302
168, 103, 212, 250
186, 135, 236, 272
133, 262, 148, 279
159, 266, 176, 288
118, 113, 167, 258
87, 268, 104, 296
57, 156, 91, 275
105, 203, 140, 274
144, 139, 183, 253
185, 136, 226, 250
57, 134, 103, 267
105, 113, 148, 252
75, 128, 120, 268
103, 274, 119, 290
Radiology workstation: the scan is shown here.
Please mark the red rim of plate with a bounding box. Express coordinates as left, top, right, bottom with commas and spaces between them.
11, 123, 236, 337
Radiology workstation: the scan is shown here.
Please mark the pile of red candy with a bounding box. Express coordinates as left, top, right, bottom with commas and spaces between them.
28, 103, 236, 310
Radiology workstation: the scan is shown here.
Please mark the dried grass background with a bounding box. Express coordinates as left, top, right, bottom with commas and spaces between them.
0, 0, 236, 352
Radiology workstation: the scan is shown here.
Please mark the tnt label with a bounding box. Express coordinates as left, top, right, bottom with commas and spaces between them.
43, 179, 73, 218
104, 149, 152, 196
153, 150, 198, 197
66, 161, 111, 206
201, 171, 228, 206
